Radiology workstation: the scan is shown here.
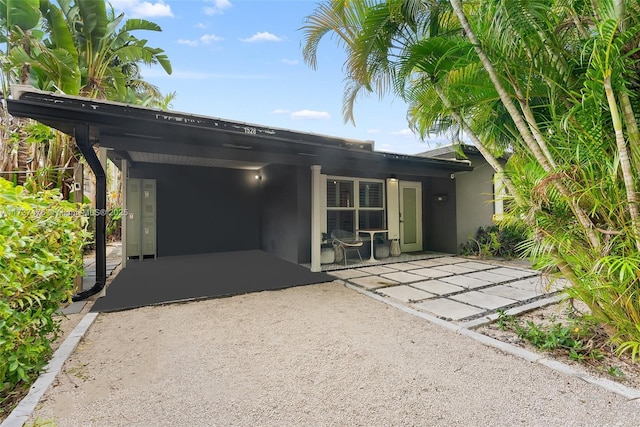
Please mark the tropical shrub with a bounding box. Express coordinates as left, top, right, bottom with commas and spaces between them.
0, 178, 88, 404
459, 225, 528, 259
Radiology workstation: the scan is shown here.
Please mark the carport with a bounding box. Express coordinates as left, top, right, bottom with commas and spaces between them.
7, 85, 472, 301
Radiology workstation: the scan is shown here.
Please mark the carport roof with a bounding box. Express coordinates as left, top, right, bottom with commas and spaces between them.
7, 85, 472, 177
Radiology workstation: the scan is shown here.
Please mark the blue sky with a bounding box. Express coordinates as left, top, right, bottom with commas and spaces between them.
110, 0, 454, 155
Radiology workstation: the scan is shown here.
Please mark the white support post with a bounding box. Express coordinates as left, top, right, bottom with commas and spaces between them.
311, 165, 322, 272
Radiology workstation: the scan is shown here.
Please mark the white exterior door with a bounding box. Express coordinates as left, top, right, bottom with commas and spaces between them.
399, 181, 423, 252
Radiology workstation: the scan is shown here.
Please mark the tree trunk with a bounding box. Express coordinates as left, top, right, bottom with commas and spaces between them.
448, 0, 601, 250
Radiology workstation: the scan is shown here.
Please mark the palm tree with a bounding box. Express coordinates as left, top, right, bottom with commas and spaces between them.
0, 0, 42, 185
302, 0, 640, 358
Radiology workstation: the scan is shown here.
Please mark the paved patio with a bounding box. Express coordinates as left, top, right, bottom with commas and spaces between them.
328, 255, 566, 323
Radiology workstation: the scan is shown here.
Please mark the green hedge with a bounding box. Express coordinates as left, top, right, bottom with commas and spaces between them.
0, 178, 88, 399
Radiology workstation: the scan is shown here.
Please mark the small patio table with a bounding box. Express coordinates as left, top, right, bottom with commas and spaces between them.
356, 228, 389, 262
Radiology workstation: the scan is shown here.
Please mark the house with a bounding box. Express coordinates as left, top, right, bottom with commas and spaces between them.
8, 86, 486, 299
417, 144, 504, 249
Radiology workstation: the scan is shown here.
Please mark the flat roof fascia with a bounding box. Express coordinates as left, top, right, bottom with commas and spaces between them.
7, 87, 472, 174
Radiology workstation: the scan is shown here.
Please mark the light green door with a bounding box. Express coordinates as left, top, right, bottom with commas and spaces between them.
399, 181, 422, 252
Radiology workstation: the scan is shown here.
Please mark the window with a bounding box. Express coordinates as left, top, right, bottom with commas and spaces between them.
326, 178, 385, 233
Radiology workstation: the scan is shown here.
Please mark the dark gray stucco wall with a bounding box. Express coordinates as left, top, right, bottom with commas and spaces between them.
296, 167, 312, 264
128, 163, 260, 257
423, 176, 458, 253
259, 164, 301, 264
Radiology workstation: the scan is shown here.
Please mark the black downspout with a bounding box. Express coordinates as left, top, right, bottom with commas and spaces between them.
72, 124, 107, 301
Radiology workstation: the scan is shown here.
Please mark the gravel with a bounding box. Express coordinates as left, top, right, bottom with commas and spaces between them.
29, 281, 640, 426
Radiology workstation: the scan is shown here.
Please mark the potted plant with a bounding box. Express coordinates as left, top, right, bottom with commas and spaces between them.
373, 235, 390, 259
321, 232, 336, 264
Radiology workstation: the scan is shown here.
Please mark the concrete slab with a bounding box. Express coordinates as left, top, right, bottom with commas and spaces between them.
454, 261, 496, 271
539, 276, 569, 292
440, 275, 492, 289
383, 262, 423, 271
466, 270, 514, 284
356, 266, 398, 275
414, 298, 485, 320
379, 271, 425, 283
450, 291, 517, 310
409, 268, 452, 279
488, 267, 537, 279
406, 259, 447, 268
431, 264, 478, 274
329, 269, 370, 280
433, 256, 466, 264
350, 275, 399, 290
376, 285, 434, 303
58, 301, 87, 315
480, 285, 541, 300
411, 280, 465, 295
508, 277, 548, 293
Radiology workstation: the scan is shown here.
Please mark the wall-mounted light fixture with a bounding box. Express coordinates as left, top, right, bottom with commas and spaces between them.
435, 194, 448, 203
254, 174, 262, 180
389, 174, 398, 182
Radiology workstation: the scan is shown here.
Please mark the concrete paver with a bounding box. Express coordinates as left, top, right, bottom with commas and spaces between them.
379, 271, 425, 283
450, 291, 517, 310
508, 277, 549, 294
440, 275, 492, 289
407, 259, 450, 268
481, 284, 541, 300
489, 267, 537, 279
454, 261, 496, 271
465, 270, 514, 283
382, 262, 423, 271
432, 264, 478, 275
329, 269, 370, 280
410, 280, 464, 295
433, 256, 466, 264
349, 275, 398, 290
356, 266, 398, 275
414, 298, 485, 320
376, 285, 433, 303
408, 268, 452, 279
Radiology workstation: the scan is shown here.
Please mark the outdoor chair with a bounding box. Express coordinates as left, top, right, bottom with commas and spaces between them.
331, 229, 364, 266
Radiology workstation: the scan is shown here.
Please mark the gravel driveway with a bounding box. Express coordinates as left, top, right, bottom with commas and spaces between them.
30, 281, 640, 426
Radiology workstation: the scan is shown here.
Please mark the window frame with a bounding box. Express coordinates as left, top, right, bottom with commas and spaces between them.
326, 176, 386, 233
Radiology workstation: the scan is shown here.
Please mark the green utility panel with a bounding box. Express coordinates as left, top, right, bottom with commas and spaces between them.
126, 178, 156, 259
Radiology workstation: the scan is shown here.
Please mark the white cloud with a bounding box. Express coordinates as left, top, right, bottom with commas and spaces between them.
291, 110, 331, 120
110, 0, 173, 18
391, 128, 415, 136
203, 0, 232, 15
367, 129, 381, 134
176, 34, 223, 47
177, 39, 198, 47
377, 144, 394, 152
271, 109, 290, 114
200, 34, 224, 44
282, 59, 298, 65
240, 32, 283, 43
195, 22, 208, 29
